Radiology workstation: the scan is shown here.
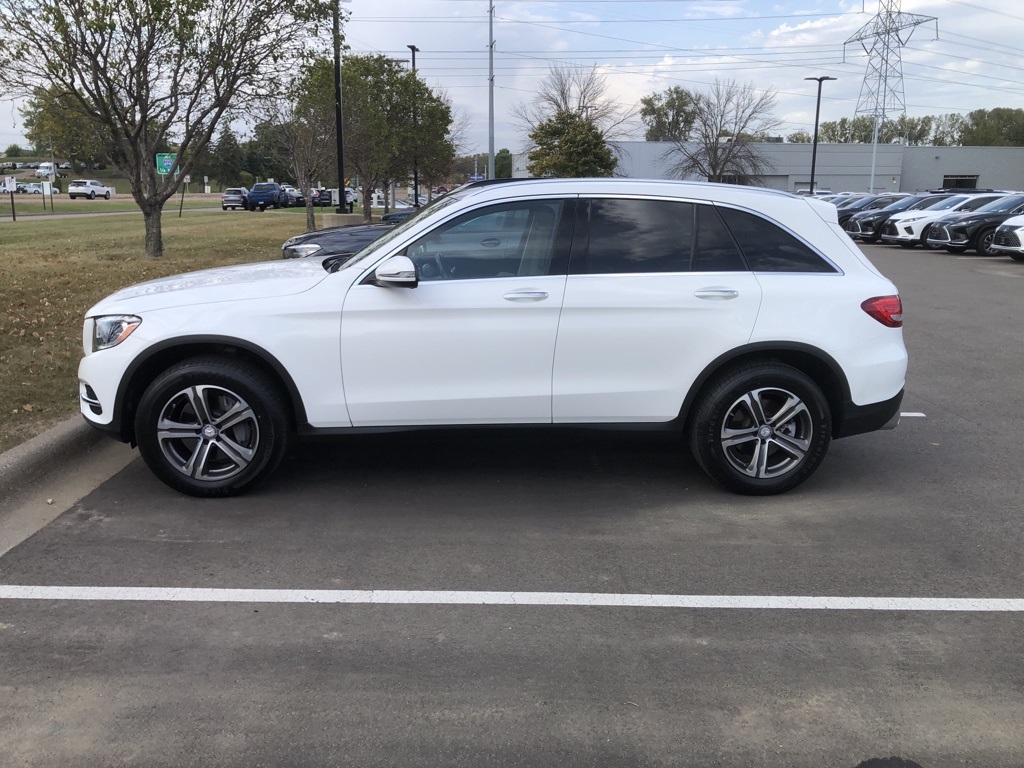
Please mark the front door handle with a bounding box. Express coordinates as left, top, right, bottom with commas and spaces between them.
481, 238, 501, 247
503, 291, 549, 302
694, 288, 740, 300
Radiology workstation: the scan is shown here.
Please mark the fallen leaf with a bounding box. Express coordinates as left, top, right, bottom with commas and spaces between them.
22, 404, 33, 411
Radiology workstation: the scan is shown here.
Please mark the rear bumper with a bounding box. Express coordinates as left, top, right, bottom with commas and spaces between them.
833, 389, 904, 438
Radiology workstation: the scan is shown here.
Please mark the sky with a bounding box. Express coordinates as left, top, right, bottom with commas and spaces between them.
2, 0, 1022, 156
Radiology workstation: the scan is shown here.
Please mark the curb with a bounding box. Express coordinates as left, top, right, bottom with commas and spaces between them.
0, 416, 108, 504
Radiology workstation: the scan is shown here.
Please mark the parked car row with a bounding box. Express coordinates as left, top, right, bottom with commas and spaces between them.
841, 189, 1024, 260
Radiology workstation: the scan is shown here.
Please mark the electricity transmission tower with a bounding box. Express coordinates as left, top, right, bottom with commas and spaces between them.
845, 0, 937, 191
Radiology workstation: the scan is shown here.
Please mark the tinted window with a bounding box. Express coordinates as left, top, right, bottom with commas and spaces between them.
692, 205, 746, 272
974, 194, 1024, 213
718, 207, 836, 273
582, 198, 693, 274
407, 200, 565, 282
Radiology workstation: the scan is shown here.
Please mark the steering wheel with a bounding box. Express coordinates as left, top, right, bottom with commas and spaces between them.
411, 244, 449, 280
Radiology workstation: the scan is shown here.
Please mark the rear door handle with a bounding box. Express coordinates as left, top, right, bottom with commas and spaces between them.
503, 291, 549, 302
694, 288, 739, 300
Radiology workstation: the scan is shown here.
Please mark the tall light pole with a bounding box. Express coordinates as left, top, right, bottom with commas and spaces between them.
333, 2, 346, 213
407, 44, 420, 207
804, 76, 836, 194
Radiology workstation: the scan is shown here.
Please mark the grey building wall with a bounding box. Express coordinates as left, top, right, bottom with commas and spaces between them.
513, 141, 1024, 193
902, 146, 1024, 192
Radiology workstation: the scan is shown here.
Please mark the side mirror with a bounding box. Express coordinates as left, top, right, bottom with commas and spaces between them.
374, 255, 418, 288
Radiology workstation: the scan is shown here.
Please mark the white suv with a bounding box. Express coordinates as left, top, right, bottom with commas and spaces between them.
68, 179, 113, 200
879, 193, 1004, 247
78, 180, 908, 497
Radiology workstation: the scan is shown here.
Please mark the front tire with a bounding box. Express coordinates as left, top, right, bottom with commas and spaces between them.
135, 357, 291, 497
975, 227, 997, 256
689, 361, 831, 495
104, 191, 110, 200
88, 191, 96, 199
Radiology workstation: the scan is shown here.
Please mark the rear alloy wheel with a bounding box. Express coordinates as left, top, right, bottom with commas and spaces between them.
975, 227, 997, 256
135, 357, 290, 497
689, 361, 831, 495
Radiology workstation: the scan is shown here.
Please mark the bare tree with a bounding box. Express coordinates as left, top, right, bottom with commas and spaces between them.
263, 59, 338, 232
667, 80, 781, 185
513, 64, 636, 149
0, 0, 328, 257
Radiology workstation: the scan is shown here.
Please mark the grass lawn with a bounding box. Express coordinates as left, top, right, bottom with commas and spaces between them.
0, 209, 320, 453
1, 194, 222, 217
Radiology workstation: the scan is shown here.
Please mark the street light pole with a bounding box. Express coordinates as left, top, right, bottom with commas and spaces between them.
408, 44, 420, 207
804, 76, 836, 194
333, 2, 347, 213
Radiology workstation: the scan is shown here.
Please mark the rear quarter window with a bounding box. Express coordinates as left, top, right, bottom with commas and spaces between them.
717, 207, 837, 273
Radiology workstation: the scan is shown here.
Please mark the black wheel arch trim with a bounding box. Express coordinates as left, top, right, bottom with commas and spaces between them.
108, 335, 308, 443
677, 342, 863, 438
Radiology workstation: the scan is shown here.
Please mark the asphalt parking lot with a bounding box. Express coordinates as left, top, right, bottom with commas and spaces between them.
1, 243, 1022, 767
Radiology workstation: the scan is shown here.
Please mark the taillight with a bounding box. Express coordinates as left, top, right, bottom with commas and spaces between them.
861, 295, 903, 328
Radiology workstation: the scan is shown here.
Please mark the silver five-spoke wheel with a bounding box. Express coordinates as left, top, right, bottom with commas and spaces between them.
720, 387, 813, 479
135, 357, 290, 497
690, 361, 831, 495
157, 385, 259, 481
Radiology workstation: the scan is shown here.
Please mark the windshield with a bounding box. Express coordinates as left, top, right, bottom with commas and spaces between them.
339, 195, 464, 272
926, 195, 969, 211
975, 194, 1024, 213
842, 196, 878, 211
876, 197, 917, 213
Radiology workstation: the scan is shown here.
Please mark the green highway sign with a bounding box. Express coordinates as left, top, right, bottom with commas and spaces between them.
156, 153, 177, 175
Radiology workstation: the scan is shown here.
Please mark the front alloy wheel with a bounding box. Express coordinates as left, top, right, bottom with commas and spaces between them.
690, 361, 831, 495
135, 357, 290, 497
975, 227, 997, 256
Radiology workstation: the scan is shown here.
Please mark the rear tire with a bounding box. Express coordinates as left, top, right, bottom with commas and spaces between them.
134, 357, 291, 498
945, 246, 967, 253
689, 361, 831, 495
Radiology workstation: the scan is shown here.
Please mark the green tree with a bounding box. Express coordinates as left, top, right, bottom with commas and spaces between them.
527, 110, 617, 178
667, 80, 780, 184
340, 54, 453, 220
265, 58, 340, 230
960, 108, 1024, 146
4, 143, 24, 157
495, 148, 513, 178
787, 130, 812, 143
414, 88, 456, 199
20, 87, 106, 170
639, 86, 697, 142
818, 116, 878, 143
209, 129, 244, 189
0, 0, 330, 257
891, 114, 933, 146
930, 113, 966, 146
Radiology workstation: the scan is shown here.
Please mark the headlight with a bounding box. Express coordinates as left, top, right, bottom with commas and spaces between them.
283, 243, 323, 259
92, 315, 141, 352
901, 216, 924, 224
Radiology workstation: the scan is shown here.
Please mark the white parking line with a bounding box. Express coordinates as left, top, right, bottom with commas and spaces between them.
0, 586, 1021, 612
901, 412, 927, 417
